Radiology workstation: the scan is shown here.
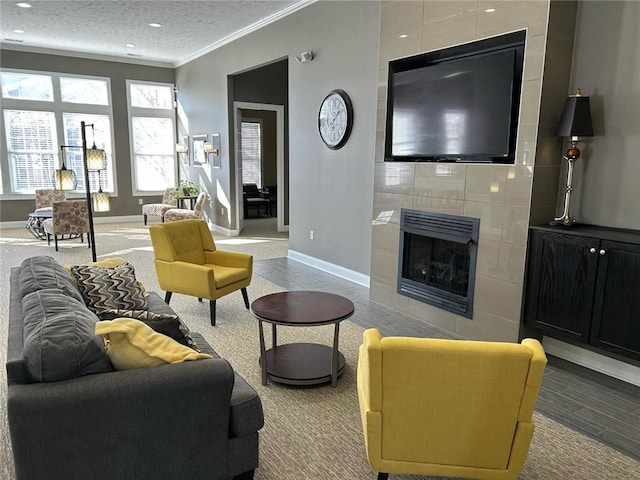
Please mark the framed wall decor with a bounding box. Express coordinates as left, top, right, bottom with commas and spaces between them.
192, 134, 208, 165
179, 135, 190, 165
210, 133, 221, 169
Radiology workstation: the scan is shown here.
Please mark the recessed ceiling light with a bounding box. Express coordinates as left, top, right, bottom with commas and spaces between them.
485, 8, 496, 13
399, 34, 408, 39
13, 29, 25, 34
148, 22, 162, 28
16, 2, 32, 8
125, 43, 135, 48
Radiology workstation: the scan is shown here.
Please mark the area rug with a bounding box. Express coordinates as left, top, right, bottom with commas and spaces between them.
1, 223, 638, 479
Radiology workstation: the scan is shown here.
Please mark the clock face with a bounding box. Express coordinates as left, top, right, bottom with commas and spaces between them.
318, 89, 353, 150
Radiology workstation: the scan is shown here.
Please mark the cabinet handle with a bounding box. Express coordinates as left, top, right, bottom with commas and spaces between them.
589, 248, 597, 254
599, 249, 607, 256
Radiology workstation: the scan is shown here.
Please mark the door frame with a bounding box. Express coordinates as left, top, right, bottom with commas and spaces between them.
233, 101, 286, 233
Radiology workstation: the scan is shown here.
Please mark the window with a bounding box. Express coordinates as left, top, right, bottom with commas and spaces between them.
127, 81, 176, 193
1, 70, 115, 196
241, 120, 262, 187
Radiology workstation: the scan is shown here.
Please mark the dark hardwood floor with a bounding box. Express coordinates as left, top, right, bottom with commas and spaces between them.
254, 257, 640, 461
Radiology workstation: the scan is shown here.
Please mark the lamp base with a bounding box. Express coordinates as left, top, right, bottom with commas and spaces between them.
549, 219, 579, 228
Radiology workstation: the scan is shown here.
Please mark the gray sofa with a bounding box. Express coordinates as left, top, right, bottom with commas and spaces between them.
6, 256, 264, 480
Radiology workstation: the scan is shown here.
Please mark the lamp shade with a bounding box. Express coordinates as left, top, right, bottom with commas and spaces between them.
92, 190, 111, 212
556, 91, 594, 137
86, 147, 107, 171
176, 143, 187, 154
54, 167, 76, 190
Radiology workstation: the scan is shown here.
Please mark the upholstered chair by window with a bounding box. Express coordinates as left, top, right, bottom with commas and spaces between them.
357, 329, 547, 480
42, 200, 91, 252
164, 192, 207, 222
149, 219, 252, 326
34, 189, 66, 213
142, 187, 177, 225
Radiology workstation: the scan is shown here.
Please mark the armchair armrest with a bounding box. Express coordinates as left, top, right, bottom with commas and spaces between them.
154, 260, 217, 298
8, 358, 235, 480
205, 250, 253, 270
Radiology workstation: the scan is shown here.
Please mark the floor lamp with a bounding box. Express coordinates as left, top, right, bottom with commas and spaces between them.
81, 121, 108, 262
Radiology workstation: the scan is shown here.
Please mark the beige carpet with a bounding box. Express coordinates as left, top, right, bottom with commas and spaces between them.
1, 220, 639, 480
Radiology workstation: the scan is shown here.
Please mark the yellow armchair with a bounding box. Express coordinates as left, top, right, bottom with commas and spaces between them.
357, 328, 547, 480
149, 219, 253, 326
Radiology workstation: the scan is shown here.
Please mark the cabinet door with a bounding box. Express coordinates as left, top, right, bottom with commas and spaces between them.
590, 240, 640, 360
524, 230, 598, 341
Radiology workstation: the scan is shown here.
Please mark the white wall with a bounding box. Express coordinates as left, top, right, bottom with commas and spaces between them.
176, 1, 381, 276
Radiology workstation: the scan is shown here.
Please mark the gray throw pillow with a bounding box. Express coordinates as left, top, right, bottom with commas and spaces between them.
22, 289, 113, 382
71, 261, 148, 314
19, 255, 84, 303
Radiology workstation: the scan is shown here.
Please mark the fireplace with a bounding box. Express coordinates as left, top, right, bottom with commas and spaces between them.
397, 209, 480, 318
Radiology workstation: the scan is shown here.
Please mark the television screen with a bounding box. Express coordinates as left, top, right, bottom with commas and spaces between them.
385, 31, 525, 164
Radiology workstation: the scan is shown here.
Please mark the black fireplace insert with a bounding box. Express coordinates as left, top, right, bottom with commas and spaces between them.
397, 209, 480, 318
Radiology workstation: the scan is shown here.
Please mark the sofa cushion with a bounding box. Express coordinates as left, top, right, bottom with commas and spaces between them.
19, 255, 84, 303
71, 261, 148, 314
98, 309, 200, 351
95, 318, 212, 370
22, 289, 113, 382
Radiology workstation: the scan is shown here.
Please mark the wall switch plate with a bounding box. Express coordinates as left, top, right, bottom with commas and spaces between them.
310, 230, 314, 240
138, 199, 143, 205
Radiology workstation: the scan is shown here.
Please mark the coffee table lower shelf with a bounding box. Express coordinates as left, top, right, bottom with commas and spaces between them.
260, 343, 346, 386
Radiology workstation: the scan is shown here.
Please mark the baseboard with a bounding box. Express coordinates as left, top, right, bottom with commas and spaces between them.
287, 250, 370, 288
0, 215, 141, 230
210, 223, 236, 237
543, 336, 640, 387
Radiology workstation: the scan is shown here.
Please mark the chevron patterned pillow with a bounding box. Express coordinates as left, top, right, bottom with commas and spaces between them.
71, 261, 148, 314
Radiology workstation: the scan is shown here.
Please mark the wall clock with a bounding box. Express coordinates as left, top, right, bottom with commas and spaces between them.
318, 89, 353, 150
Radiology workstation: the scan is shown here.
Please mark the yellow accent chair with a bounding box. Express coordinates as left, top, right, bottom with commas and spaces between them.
149, 219, 253, 326
357, 328, 547, 480
142, 187, 177, 225
164, 191, 207, 222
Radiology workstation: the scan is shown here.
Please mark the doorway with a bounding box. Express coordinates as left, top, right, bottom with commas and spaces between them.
234, 102, 286, 234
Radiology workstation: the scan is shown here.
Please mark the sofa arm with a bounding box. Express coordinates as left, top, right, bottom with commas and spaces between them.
8, 358, 234, 480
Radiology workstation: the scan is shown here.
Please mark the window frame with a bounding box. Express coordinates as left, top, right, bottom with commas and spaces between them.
0, 68, 117, 199
241, 118, 264, 188
126, 79, 177, 196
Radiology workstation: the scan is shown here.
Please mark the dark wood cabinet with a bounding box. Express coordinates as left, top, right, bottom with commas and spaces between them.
524, 225, 640, 361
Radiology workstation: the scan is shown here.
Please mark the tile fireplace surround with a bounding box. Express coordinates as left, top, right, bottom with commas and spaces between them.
370, 1, 577, 342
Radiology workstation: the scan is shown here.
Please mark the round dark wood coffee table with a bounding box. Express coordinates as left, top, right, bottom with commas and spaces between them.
250, 291, 354, 387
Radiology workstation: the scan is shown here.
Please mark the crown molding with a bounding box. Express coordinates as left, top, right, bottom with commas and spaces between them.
174, 0, 317, 67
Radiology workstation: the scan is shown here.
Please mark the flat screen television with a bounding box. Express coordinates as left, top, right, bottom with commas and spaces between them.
385, 30, 526, 164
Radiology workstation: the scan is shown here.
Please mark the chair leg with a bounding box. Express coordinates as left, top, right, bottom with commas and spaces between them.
377, 473, 389, 480
198, 298, 203, 302
46, 233, 51, 246
144, 214, 147, 225
241, 287, 249, 309
210, 300, 216, 326
164, 291, 172, 304
54, 235, 59, 252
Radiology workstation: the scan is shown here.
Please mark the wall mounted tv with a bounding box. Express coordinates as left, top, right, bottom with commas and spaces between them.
385, 30, 526, 164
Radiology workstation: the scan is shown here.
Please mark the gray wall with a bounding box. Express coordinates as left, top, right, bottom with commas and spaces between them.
567, 1, 640, 229
176, 1, 380, 275
0, 50, 175, 222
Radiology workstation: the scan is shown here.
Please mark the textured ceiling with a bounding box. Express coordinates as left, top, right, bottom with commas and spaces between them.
0, 0, 311, 66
